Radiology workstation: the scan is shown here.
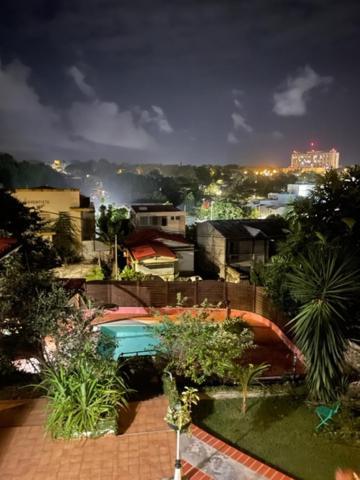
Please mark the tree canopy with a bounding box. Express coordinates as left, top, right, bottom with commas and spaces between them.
0, 190, 58, 270
153, 309, 253, 384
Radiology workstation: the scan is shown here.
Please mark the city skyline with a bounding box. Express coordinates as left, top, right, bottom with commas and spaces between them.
0, 1, 359, 165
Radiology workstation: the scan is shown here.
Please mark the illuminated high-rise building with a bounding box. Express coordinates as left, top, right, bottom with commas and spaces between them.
290, 147, 339, 170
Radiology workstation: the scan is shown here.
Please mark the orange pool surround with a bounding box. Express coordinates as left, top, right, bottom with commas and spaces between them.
94, 307, 305, 378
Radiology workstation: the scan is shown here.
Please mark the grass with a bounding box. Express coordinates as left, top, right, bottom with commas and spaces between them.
193, 396, 360, 480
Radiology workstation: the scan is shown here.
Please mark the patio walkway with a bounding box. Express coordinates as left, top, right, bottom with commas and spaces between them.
0, 396, 293, 480
0, 397, 175, 480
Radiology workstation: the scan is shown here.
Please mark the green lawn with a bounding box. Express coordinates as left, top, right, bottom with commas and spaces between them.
193, 396, 360, 480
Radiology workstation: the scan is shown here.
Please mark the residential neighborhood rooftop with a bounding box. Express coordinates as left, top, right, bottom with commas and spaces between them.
208, 218, 286, 240
125, 228, 191, 246
130, 242, 177, 260
131, 204, 181, 213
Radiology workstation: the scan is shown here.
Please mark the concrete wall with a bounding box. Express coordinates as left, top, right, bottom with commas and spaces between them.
196, 222, 226, 277
13, 188, 94, 243
133, 211, 186, 235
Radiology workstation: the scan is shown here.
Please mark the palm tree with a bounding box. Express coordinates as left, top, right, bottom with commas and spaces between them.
236, 363, 269, 414
287, 246, 360, 403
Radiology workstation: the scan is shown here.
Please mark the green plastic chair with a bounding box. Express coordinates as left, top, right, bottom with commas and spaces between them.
315, 401, 340, 431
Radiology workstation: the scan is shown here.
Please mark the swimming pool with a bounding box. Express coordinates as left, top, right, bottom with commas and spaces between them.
99, 321, 159, 358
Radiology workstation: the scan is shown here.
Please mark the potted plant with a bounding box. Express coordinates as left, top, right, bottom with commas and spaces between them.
163, 373, 199, 480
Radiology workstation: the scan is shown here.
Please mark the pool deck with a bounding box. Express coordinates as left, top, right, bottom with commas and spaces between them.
94, 307, 305, 378
0, 396, 294, 480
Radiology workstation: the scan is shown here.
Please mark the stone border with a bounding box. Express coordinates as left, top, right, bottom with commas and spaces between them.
191, 424, 294, 480
182, 460, 213, 479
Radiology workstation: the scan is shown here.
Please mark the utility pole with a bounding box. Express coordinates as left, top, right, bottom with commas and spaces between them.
114, 234, 118, 280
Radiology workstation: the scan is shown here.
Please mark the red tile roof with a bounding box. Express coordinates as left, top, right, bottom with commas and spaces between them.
129, 242, 177, 261
125, 228, 190, 246
0, 238, 18, 258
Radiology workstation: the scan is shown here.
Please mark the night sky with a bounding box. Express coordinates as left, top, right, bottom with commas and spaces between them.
0, 0, 360, 166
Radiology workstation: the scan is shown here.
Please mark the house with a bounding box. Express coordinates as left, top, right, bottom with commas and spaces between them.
124, 228, 194, 280
130, 204, 186, 236
12, 187, 95, 244
196, 219, 286, 280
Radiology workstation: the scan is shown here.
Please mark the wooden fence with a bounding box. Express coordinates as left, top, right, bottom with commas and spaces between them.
85, 280, 290, 334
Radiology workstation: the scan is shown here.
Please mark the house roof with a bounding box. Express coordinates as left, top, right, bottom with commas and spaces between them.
0, 238, 19, 259
129, 242, 177, 261
208, 219, 286, 240
131, 204, 181, 213
125, 228, 191, 246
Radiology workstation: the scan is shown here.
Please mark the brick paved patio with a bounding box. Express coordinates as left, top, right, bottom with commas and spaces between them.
0, 397, 175, 480
0, 396, 293, 480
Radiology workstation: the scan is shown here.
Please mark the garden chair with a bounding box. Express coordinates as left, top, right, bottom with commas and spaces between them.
315, 401, 340, 431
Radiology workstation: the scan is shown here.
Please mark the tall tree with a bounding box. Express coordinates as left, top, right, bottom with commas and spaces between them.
287, 246, 360, 402
52, 212, 82, 264
0, 190, 58, 270
96, 204, 130, 246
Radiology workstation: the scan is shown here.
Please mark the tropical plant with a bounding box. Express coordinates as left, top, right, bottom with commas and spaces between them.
0, 256, 98, 363
39, 342, 129, 439
52, 212, 82, 263
162, 371, 180, 408
118, 265, 145, 281
85, 265, 104, 281
235, 363, 269, 414
154, 309, 253, 384
97, 204, 129, 246
287, 246, 360, 402
197, 199, 255, 221
164, 385, 199, 431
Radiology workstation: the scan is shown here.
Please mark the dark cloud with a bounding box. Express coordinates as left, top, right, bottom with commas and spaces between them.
0, 0, 359, 164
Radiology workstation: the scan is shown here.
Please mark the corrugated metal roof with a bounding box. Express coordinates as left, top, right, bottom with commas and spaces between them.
208, 219, 285, 240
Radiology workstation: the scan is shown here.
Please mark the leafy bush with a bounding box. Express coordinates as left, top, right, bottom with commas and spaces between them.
39, 343, 129, 439
162, 372, 180, 407
118, 265, 145, 281
85, 265, 104, 281
154, 309, 253, 384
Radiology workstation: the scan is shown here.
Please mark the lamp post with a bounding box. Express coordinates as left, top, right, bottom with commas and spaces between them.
164, 385, 199, 480
174, 428, 182, 480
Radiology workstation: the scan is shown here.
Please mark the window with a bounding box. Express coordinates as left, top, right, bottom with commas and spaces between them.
161, 216, 167, 226
139, 217, 149, 226
151, 216, 158, 226
171, 216, 175, 220
175, 216, 180, 220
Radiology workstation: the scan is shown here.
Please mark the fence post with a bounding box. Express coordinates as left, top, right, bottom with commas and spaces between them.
223, 280, 228, 307
108, 281, 112, 305
194, 280, 198, 305
166, 280, 169, 306
136, 280, 140, 306
252, 284, 256, 313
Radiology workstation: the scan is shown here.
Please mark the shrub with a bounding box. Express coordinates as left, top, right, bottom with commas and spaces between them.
39, 342, 129, 439
154, 309, 253, 384
85, 265, 104, 281
118, 265, 145, 281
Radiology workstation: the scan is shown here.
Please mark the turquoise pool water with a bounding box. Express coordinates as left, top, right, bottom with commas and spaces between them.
99, 322, 159, 358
